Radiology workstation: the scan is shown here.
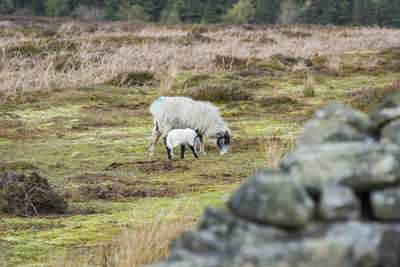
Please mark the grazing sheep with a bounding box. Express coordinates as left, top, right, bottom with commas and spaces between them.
149, 96, 231, 156
164, 128, 199, 159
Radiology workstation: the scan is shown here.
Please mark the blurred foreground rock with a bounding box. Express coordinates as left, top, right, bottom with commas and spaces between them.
151, 91, 400, 267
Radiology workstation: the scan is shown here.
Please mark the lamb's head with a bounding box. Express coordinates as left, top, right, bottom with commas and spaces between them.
214, 130, 231, 155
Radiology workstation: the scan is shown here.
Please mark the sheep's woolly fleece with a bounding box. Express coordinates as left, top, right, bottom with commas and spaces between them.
150, 96, 230, 138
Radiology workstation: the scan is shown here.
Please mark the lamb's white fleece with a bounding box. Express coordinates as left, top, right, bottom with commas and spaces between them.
165, 128, 197, 150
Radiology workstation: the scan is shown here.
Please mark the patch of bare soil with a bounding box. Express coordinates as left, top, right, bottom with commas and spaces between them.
77, 184, 148, 200
230, 137, 266, 153
76, 183, 175, 201
106, 160, 189, 172
235, 69, 276, 77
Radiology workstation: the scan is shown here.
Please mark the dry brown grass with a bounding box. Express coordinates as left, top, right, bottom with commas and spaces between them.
345, 80, 400, 112
57, 201, 196, 267
264, 137, 295, 169
1, 22, 400, 94
303, 74, 316, 97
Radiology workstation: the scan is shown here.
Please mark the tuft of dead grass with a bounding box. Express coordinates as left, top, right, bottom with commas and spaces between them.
345, 81, 400, 112
303, 74, 316, 97
257, 95, 298, 107
105, 71, 155, 87
182, 82, 252, 102
57, 201, 196, 267
264, 137, 295, 170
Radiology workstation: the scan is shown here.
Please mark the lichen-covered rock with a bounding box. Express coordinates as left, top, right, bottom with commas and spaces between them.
297, 118, 373, 146
152, 221, 400, 267
281, 142, 400, 192
165, 209, 288, 266
370, 91, 400, 129
228, 169, 315, 228
198, 208, 288, 246
318, 184, 360, 220
381, 119, 400, 144
318, 103, 373, 133
320, 221, 400, 267
371, 186, 400, 220
297, 104, 375, 146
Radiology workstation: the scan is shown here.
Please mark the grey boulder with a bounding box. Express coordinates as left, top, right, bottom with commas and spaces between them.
381, 119, 400, 144
370, 91, 400, 129
371, 186, 400, 221
296, 118, 373, 146
281, 142, 400, 192
317, 184, 360, 220
228, 169, 315, 228
170, 209, 287, 258
318, 103, 373, 133
297, 104, 374, 146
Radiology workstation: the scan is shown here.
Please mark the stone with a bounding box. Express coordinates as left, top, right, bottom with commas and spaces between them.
322, 221, 400, 267
281, 142, 400, 192
297, 118, 373, 146
370, 91, 400, 129
318, 184, 360, 220
235, 222, 400, 267
297, 104, 375, 146
381, 119, 400, 144
168, 209, 288, 260
198, 208, 288, 246
317, 103, 373, 133
228, 169, 315, 228
152, 221, 400, 267
371, 186, 400, 220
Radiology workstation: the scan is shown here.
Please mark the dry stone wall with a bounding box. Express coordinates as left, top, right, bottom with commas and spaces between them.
151, 92, 400, 267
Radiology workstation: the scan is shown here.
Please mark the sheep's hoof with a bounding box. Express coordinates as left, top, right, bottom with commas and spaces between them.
201, 151, 206, 154
149, 151, 154, 156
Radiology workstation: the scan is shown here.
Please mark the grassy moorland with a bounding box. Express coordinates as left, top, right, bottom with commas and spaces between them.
1, 16, 400, 266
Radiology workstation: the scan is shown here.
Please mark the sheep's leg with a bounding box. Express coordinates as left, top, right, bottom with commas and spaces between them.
163, 137, 172, 159
188, 145, 199, 158
180, 145, 185, 159
149, 123, 161, 156
199, 135, 206, 154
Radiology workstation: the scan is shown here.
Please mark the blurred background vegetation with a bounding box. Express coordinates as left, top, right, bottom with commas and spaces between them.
1, 0, 400, 27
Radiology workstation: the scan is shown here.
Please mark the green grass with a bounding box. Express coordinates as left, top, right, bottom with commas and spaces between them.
1, 46, 399, 265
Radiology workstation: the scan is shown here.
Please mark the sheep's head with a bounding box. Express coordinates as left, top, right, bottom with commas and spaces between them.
214, 130, 231, 155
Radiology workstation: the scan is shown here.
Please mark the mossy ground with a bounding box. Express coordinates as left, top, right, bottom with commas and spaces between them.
1, 43, 399, 265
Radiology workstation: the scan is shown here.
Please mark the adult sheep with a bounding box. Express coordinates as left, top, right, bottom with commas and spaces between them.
149, 96, 231, 156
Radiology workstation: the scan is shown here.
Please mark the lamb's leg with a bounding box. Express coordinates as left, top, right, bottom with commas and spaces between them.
149, 123, 161, 156
163, 137, 172, 159
180, 145, 185, 159
188, 145, 199, 158
199, 135, 206, 154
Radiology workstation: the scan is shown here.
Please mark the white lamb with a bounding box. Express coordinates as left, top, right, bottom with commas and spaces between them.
164, 128, 199, 159
149, 96, 231, 156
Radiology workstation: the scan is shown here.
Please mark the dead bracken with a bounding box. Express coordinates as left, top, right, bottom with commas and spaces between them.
0, 170, 67, 217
